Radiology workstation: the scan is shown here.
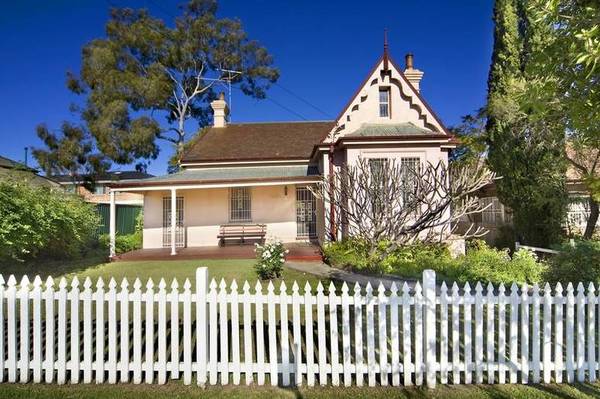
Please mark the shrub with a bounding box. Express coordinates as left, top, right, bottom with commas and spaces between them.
546, 240, 600, 284
322, 238, 376, 272
99, 232, 142, 255
0, 180, 99, 262
452, 240, 546, 284
254, 240, 288, 280
323, 238, 546, 284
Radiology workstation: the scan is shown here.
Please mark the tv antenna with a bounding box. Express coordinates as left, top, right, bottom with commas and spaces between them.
201, 66, 242, 121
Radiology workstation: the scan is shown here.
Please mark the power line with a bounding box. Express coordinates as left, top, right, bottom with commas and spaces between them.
231, 86, 308, 121
274, 82, 334, 119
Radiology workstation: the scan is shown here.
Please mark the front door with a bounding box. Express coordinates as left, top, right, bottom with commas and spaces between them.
296, 187, 317, 239
162, 196, 185, 248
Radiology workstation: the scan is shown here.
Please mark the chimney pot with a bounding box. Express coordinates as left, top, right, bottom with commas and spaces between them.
405, 53, 414, 70
403, 53, 424, 92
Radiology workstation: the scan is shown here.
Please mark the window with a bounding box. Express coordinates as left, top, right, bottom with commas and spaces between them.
400, 157, 420, 205
480, 197, 510, 225
369, 158, 389, 214
230, 187, 251, 222
379, 88, 390, 118
93, 184, 105, 195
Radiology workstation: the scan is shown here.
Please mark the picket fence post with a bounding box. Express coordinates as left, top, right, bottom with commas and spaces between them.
422, 269, 437, 388
196, 267, 208, 387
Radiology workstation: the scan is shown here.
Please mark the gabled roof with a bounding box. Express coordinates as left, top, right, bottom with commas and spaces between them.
327, 53, 452, 141
51, 171, 154, 183
181, 121, 335, 163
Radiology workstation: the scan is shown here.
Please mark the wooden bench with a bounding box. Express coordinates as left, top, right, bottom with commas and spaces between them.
218, 224, 267, 246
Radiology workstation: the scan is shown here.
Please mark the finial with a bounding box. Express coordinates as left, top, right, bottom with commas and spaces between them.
383, 28, 389, 70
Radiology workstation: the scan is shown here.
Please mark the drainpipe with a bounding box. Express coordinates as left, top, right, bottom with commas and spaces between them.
328, 144, 337, 241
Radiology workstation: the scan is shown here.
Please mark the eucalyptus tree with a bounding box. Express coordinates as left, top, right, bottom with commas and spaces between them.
35, 0, 279, 175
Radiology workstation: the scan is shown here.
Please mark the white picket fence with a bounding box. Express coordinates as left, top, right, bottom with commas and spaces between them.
0, 268, 599, 388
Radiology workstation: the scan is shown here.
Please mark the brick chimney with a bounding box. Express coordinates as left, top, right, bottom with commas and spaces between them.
404, 53, 424, 92
211, 92, 228, 128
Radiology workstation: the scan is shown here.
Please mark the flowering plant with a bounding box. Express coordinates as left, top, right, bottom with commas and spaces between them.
254, 240, 289, 280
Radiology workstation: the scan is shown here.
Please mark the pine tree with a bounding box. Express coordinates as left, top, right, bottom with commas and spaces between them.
486, 0, 567, 247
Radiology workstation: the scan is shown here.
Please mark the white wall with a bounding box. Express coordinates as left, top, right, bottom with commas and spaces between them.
143, 185, 317, 248
345, 145, 448, 167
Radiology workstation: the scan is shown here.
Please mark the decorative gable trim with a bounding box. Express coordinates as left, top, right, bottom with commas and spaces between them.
323, 54, 452, 144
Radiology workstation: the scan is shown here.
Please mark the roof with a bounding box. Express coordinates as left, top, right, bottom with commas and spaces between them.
0, 155, 36, 172
111, 165, 320, 188
345, 123, 438, 138
180, 121, 335, 163
51, 171, 154, 183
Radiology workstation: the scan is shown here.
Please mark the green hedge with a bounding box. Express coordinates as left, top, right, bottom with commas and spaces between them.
0, 180, 99, 262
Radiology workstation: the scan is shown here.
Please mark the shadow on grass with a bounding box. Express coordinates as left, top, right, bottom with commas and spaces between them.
0, 249, 109, 281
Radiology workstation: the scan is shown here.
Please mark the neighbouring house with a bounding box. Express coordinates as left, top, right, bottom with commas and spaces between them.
52, 171, 154, 236
108, 46, 456, 257
0, 155, 61, 188
470, 163, 599, 243
51, 171, 153, 205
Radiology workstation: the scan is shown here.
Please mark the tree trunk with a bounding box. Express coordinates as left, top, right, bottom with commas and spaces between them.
584, 195, 599, 239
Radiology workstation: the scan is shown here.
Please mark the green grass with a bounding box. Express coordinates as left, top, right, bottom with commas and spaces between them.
0, 255, 328, 289
1, 382, 600, 398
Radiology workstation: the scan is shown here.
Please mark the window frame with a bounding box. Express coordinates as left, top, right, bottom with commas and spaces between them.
399, 157, 421, 205
379, 87, 391, 118
229, 187, 252, 222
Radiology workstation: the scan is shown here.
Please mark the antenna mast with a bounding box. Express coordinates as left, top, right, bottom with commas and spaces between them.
200, 67, 242, 121
219, 68, 242, 121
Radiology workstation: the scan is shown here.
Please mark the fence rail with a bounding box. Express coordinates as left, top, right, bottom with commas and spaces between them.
0, 268, 599, 388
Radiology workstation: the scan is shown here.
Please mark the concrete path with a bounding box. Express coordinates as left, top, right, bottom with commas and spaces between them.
285, 261, 420, 289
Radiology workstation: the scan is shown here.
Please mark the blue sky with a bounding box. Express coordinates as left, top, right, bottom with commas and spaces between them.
0, 0, 494, 175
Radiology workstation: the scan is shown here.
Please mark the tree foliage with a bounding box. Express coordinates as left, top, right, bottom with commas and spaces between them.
34, 0, 279, 175
449, 107, 488, 164
486, 0, 569, 246
521, 0, 600, 239
0, 177, 100, 262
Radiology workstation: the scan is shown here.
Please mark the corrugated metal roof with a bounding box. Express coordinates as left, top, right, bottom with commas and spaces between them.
114, 165, 319, 187
51, 171, 154, 183
346, 122, 436, 137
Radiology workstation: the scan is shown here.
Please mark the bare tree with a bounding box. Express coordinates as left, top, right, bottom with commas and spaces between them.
311, 157, 496, 254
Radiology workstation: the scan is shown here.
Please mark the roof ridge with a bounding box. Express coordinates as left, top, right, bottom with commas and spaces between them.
225, 120, 334, 125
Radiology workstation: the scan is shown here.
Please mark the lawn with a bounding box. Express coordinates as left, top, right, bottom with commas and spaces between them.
1, 381, 600, 399
0, 253, 328, 290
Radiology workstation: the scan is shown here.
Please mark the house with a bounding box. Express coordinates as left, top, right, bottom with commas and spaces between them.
52, 171, 154, 236
470, 161, 599, 243
51, 171, 153, 206
0, 155, 61, 188
108, 45, 456, 257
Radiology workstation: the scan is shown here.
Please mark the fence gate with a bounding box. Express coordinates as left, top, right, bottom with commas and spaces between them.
162, 196, 184, 248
